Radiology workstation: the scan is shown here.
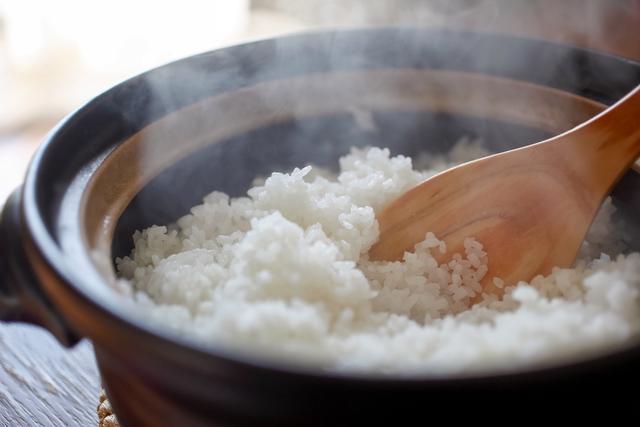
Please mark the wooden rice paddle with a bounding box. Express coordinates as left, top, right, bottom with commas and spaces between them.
369, 85, 640, 295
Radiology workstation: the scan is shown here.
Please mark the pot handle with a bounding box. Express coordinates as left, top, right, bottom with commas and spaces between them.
1, 187, 80, 346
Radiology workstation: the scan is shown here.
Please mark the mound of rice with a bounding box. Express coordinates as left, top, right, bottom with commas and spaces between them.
116, 139, 640, 374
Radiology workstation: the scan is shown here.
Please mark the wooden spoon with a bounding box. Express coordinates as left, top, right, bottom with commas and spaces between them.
369, 85, 640, 295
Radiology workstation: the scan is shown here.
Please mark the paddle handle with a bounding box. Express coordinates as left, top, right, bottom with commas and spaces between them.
551, 84, 640, 199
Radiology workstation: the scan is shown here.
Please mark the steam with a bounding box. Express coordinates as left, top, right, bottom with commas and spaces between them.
109, 0, 640, 261
255, 0, 639, 62
136, 0, 640, 124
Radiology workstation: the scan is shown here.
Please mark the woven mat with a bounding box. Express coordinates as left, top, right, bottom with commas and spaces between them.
97, 389, 119, 427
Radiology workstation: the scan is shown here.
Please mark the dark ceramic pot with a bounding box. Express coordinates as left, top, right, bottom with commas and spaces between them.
2, 29, 640, 425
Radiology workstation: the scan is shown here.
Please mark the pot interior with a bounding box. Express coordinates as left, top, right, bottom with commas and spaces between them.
91, 67, 640, 375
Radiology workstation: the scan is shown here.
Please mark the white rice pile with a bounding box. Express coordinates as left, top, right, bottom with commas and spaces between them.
116, 139, 640, 375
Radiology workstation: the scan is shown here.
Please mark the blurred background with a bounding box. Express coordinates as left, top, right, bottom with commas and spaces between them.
1, 0, 639, 202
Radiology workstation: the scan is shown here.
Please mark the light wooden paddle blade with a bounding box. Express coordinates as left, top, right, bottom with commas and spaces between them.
369, 149, 598, 294
370, 84, 640, 294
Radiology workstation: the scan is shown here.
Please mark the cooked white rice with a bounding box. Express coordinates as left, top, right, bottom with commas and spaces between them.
116, 139, 640, 375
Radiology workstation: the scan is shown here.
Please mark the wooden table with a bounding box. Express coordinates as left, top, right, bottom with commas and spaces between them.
0, 324, 100, 427
1, 128, 102, 426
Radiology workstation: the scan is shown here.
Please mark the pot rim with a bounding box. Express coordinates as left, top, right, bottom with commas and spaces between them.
20, 27, 640, 384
